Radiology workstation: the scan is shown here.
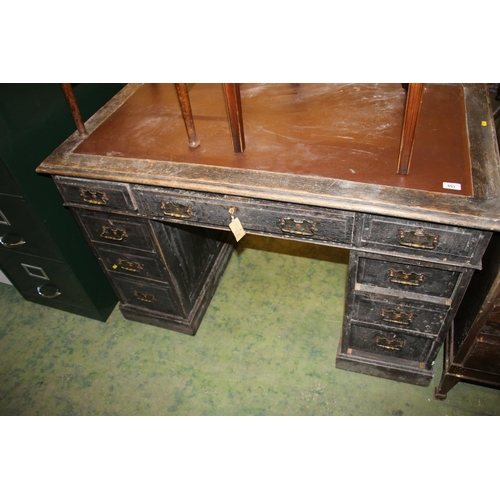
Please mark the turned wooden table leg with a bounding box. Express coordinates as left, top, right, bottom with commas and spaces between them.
61, 83, 88, 137
397, 83, 425, 175
174, 83, 201, 149
222, 83, 245, 153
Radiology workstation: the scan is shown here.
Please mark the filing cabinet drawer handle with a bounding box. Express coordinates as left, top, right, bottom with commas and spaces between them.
134, 291, 157, 303
80, 188, 109, 205
388, 269, 425, 286
380, 308, 414, 325
0, 233, 26, 248
114, 259, 144, 273
398, 228, 439, 250
37, 283, 61, 299
280, 218, 317, 236
160, 201, 194, 219
374, 336, 405, 351
100, 226, 128, 241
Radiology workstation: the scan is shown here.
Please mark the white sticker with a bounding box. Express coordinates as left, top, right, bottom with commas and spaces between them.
443, 182, 462, 191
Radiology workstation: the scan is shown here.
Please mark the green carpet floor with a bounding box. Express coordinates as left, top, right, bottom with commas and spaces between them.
1, 234, 500, 416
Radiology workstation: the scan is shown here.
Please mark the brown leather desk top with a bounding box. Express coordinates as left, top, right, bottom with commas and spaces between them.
38, 83, 500, 231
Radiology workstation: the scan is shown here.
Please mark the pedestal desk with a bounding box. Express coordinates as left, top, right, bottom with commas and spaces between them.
36, 83, 500, 387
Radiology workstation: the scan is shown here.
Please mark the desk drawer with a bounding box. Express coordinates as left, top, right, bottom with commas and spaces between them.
133, 187, 355, 246
356, 256, 461, 299
95, 245, 169, 282
54, 176, 137, 213
359, 214, 488, 266
346, 323, 433, 364
113, 276, 182, 317
76, 211, 156, 253
351, 294, 448, 336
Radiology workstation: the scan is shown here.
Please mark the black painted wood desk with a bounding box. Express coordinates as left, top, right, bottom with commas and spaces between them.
37, 84, 500, 387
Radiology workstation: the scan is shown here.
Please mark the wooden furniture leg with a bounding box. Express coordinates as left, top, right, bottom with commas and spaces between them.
174, 83, 200, 149
60, 83, 88, 137
222, 83, 245, 153
397, 83, 425, 175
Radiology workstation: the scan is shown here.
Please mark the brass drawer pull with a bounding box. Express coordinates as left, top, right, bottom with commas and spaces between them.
280, 218, 317, 236
0, 233, 26, 248
374, 336, 405, 351
100, 226, 128, 241
134, 291, 157, 303
80, 188, 108, 205
398, 228, 439, 250
160, 200, 194, 219
388, 269, 425, 286
114, 259, 144, 273
380, 307, 414, 325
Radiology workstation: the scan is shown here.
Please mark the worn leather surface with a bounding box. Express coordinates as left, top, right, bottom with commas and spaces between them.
75, 83, 473, 196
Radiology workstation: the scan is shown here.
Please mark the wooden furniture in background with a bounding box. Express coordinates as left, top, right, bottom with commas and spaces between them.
435, 232, 500, 399
397, 83, 424, 175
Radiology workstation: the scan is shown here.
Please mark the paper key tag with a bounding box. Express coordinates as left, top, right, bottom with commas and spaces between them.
229, 217, 246, 242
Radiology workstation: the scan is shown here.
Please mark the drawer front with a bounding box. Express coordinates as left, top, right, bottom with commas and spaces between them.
77, 211, 156, 253
347, 323, 433, 363
351, 294, 448, 336
236, 204, 354, 246
356, 256, 461, 299
54, 176, 137, 213
113, 276, 183, 317
95, 246, 169, 282
0, 251, 96, 309
359, 214, 486, 265
133, 187, 355, 246
0, 195, 60, 259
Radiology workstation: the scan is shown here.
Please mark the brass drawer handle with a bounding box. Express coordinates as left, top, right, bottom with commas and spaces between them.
100, 226, 128, 241
374, 336, 405, 351
134, 291, 157, 303
113, 259, 144, 273
160, 200, 194, 219
80, 188, 108, 205
0, 233, 26, 248
380, 307, 414, 325
388, 269, 425, 286
398, 228, 439, 250
280, 218, 317, 236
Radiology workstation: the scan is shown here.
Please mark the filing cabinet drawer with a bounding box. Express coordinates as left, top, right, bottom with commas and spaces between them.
76, 211, 156, 253
0, 195, 61, 259
54, 176, 137, 213
0, 251, 97, 310
95, 245, 169, 282
133, 187, 355, 246
113, 276, 182, 317
359, 214, 488, 266
346, 323, 434, 363
356, 256, 461, 299
351, 294, 448, 336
